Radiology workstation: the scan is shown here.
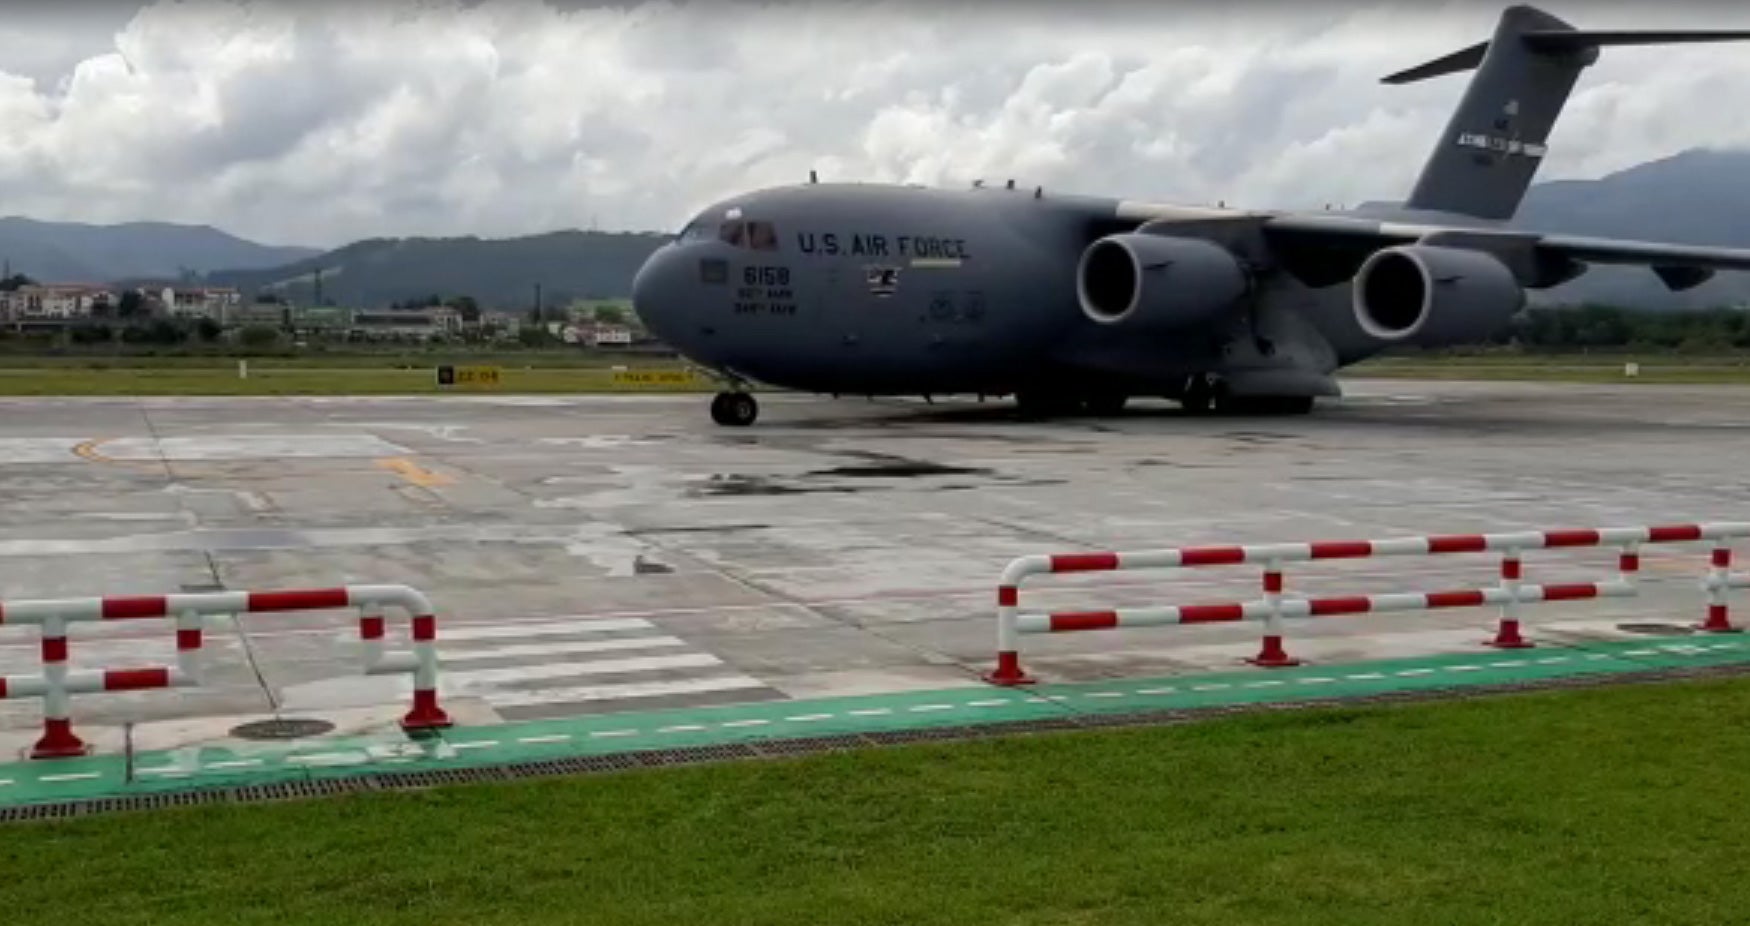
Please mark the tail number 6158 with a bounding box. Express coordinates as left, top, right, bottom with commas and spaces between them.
744, 265, 790, 286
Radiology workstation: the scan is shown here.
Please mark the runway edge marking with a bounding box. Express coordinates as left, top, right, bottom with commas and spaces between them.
1, 635, 1747, 811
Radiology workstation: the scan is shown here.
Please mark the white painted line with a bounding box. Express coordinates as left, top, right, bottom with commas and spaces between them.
1449, 665, 1483, 673
485, 674, 768, 708
1396, 669, 1435, 677
0, 779, 12, 787
1623, 649, 1657, 657
589, 729, 638, 738
1346, 673, 1386, 681
1244, 680, 1284, 688
1190, 683, 1231, 692
1084, 692, 1125, 699
1134, 687, 1177, 695
720, 719, 770, 728
286, 753, 365, 767
445, 653, 727, 687
135, 766, 188, 777
848, 708, 892, 717
1298, 677, 1335, 685
516, 734, 573, 744
1585, 654, 1613, 661
658, 724, 707, 733
439, 617, 657, 642
1487, 661, 1528, 669
205, 759, 265, 769
785, 713, 835, 723
443, 636, 690, 662
907, 704, 952, 713
38, 772, 100, 783
965, 699, 1011, 708
450, 741, 498, 751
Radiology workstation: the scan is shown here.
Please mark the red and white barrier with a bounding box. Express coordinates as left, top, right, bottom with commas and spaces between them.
0, 584, 450, 759
986, 522, 1750, 686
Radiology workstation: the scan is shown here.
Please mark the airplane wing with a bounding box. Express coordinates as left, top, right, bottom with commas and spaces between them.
1258, 213, 1750, 291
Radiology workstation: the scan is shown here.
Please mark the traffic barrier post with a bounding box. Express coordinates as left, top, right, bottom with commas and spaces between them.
986, 522, 1749, 685
0, 584, 451, 759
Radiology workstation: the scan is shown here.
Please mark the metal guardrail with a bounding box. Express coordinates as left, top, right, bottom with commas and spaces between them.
987, 522, 1750, 685
0, 584, 450, 759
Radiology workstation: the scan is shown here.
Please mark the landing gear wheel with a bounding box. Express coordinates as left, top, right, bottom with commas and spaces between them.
1083, 392, 1129, 416
1180, 375, 1215, 415
1015, 390, 1073, 420
710, 391, 758, 427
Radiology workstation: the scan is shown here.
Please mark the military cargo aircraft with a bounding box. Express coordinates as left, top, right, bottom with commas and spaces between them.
631, 5, 1750, 426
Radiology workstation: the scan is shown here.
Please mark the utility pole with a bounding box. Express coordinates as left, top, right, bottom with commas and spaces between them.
313, 267, 323, 307
534, 283, 543, 323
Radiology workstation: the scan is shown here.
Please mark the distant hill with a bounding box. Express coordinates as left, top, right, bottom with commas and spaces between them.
1511, 148, 1750, 308
1364, 147, 1750, 308
204, 230, 669, 309
0, 217, 318, 284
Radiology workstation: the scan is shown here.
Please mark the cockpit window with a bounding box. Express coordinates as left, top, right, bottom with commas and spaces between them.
747, 221, 778, 251
714, 219, 779, 251
677, 221, 710, 243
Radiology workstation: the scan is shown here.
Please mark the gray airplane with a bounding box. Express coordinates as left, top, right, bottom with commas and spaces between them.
631, 5, 1750, 427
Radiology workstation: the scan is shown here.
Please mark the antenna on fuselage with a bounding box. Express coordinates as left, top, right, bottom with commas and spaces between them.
809, 169, 818, 184
1006, 179, 1015, 190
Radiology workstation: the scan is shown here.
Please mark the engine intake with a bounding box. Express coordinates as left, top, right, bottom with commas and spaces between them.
1077, 233, 1248, 330
1352, 244, 1525, 346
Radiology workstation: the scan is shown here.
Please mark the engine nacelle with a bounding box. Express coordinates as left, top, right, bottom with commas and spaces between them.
1352, 244, 1526, 346
1076, 233, 1248, 330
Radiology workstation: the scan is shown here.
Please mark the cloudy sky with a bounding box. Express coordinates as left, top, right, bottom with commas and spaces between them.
3, 0, 1749, 248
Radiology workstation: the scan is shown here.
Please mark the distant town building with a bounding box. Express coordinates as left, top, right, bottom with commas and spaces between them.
349, 307, 462, 340
160, 287, 243, 320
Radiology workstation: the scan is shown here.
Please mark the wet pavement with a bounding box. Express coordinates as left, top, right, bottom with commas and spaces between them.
0, 380, 1747, 761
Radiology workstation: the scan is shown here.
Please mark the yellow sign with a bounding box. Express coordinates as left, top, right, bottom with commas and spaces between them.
611, 369, 699, 386
457, 366, 501, 386
438, 365, 501, 387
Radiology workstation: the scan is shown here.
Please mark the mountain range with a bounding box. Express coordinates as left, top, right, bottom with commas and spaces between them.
5, 146, 1749, 310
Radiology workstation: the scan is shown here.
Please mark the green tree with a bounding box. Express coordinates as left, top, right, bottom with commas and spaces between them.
238, 325, 280, 349
0, 273, 36, 291
116, 290, 145, 318
195, 318, 223, 342
591, 303, 626, 325
445, 295, 481, 322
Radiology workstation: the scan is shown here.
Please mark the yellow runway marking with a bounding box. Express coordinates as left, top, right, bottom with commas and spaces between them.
70, 437, 162, 472
376, 457, 454, 488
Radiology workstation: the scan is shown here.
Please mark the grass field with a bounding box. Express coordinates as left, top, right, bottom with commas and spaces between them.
0, 350, 1742, 395
0, 365, 711, 395
1354, 353, 1750, 384
5, 677, 1750, 925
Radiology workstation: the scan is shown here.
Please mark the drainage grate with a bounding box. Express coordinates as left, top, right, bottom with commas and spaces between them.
230, 718, 336, 740
1616, 622, 1697, 636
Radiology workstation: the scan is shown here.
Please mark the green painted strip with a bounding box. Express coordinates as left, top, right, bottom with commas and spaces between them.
0, 634, 1744, 809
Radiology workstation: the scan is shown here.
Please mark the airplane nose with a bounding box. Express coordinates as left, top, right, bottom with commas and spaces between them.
631, 245, 690, 346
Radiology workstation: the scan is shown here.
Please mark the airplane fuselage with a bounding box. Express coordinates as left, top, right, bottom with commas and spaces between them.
632, 181, 1389, 402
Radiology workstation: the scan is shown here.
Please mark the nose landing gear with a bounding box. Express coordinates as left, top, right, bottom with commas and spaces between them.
710, 391, 759, 427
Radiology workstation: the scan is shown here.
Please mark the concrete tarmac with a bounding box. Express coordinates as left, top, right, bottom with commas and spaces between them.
0, 378, 1746, 758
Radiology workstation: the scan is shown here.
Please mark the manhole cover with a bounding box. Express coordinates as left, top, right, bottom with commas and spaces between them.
1616, 623, 1695, 636
230, 718, 335, 740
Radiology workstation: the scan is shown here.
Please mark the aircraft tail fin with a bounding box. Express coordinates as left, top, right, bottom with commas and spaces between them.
1387, 5, 1750, 220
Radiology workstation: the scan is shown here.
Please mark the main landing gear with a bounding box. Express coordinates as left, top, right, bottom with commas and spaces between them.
1179, 374, 1314, 416
710, 391, 759, 427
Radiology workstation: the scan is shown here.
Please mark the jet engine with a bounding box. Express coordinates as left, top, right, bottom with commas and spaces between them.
1076, 233, 1248, 330
1351, 244, 1526, 346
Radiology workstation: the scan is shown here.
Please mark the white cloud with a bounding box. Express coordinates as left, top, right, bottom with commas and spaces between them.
0, 0, 1746, 247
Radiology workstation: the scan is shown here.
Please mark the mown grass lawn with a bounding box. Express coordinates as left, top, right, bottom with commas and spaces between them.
0, 366, 712, 395
5, 677, 1750, 925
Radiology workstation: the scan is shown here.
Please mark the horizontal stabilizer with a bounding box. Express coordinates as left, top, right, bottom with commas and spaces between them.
1381, 41, 1487, 84
1383, 27, 1750, 84
1522, 29, 1750, 53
